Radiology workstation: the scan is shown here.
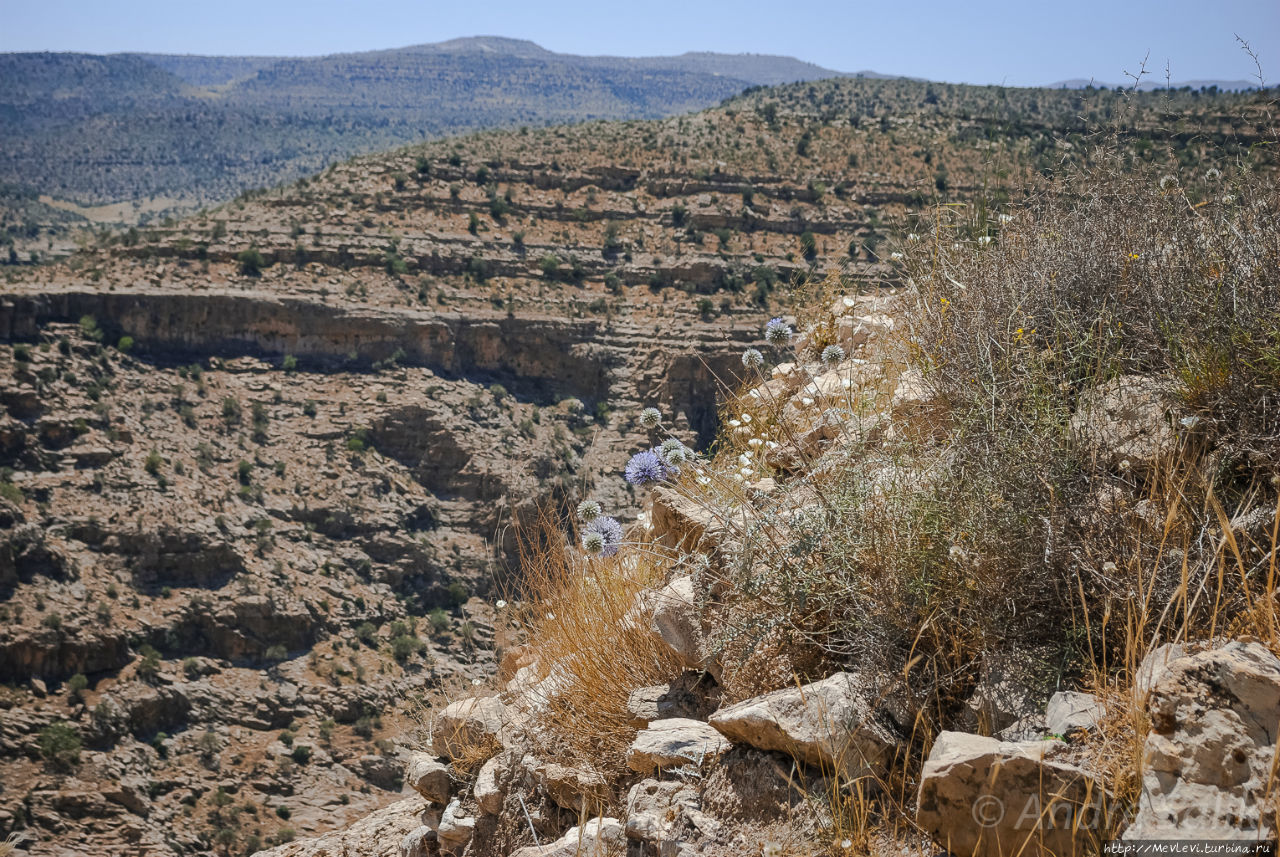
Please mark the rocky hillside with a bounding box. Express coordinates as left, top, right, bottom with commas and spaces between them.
247, 109, 1279, 857
0, 77, 1275, 857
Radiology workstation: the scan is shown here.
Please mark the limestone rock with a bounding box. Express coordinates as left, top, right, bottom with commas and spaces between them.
431, 695, 505, 760
253, 797, 437, 857
708, 672, 899, 780
1044, 691, 1105, 739
474, 755, 504, 815
510, 818, 625, 857
1122, 641, 1280, 841
437, 798, 476, 856
523, 754, 608, 813
916, 731, 1112, 857
627, 717, 729, 774
1070, 374, 1179, 471
405, 753, 451, 805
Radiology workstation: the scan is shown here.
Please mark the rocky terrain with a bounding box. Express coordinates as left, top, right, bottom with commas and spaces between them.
238, 95, 1276, 857
0, 73, 1275, 857
252, 283, 1280, 857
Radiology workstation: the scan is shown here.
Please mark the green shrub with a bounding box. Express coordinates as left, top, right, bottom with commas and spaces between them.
116, 335, 134, 353
136, 644, 161, 682
427, 608, 450, 634
237, 248, 266, 276
221, 396, 241, 425
79, 315, 103, 342
66, 673, 88, 703
144, 449, 163, 477
38, 722, 81, 770
444, 581, 468, 607
391, 634, 424, 663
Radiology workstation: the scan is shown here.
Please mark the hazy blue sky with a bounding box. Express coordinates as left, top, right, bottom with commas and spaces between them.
4, 0, 1276, 87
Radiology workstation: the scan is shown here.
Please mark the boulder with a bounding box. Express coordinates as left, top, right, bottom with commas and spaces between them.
625, 778, 719, 847
523, 754, 608, 813
1044, 691, 1105, 739
708, 672, 899, 780
405, 753, 451, 805
431, 696, 505, 760
1122, 641, 1280, 841
510, 818, 624, 857
917, 731, 1112, 857
437, 798, 475, 856
1070, 374, 1178, 471
626, 718, 730, 774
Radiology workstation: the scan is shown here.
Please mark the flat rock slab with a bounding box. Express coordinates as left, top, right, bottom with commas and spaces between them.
708, 671, 898, 780
627, 717, 729, 773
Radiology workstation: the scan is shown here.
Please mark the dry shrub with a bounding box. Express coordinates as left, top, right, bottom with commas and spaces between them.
509, 509, 684, 781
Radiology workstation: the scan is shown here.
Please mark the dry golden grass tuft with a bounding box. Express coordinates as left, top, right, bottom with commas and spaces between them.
507, 510, 685, 781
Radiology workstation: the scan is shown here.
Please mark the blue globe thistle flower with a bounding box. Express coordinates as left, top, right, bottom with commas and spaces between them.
583, 515, 623, 557
625, 449, 667, 486
576, 499, 602, 522
742, 348, 765, 370
764, 317, 792, 345
821, 344, 846, 366
639, 407, 662, 429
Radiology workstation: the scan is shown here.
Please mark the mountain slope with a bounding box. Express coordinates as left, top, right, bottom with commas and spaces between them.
0, 38, 853, 221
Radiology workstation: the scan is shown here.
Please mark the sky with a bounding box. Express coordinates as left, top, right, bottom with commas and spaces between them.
2, 0, 1277, 88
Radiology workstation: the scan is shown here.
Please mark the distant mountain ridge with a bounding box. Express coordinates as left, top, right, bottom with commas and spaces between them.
129, 36, 857, 89
0, 36, 880, 214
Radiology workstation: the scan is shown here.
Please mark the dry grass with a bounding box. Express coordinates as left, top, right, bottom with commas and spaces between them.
505, 509, 685, 784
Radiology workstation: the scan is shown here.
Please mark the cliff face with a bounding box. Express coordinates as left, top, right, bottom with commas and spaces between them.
0, 300, 759, 853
